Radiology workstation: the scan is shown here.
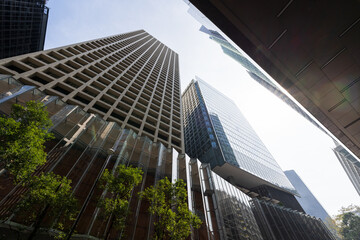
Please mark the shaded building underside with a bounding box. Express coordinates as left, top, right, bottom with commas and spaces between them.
187, 0, 360, 160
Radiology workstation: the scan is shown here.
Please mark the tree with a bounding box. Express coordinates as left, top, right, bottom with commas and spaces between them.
0, 101, 76, 239
324, 216, 341, 239
0, 101, 53, 182
140, 177, 202, 240
15, 172, 77, 239
335, 205, 360, 240
98, 164, 143, 239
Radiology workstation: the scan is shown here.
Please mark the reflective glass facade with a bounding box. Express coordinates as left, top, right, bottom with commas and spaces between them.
0, 0, 49, 59
0, 75, 195, 239
182, 78, 296, 194
210, 167, 264, 240
0, 75, 266, 240
0, 75, 334, 239
198, 25, 324, 133
284, 170, 332, 221
333, 144, 360, 196
186, 158, 263, 240
250, 199, 336, 240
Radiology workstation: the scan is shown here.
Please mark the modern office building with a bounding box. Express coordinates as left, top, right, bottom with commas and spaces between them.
182, 77, 336, 239
0, 75, 264, 240
199, 25, 269, 84
285, 170, 341, 239
284, 170, 332, 221
0, 0, 49, 59
0, 30, 183, 152
0, 41, 334, 239
184, 0, 360, 161
333, 144, 360, 196
182, 77, 302, 208
190, 4, 360, 213
250, 199, 336, 240
198, 25, 324, 133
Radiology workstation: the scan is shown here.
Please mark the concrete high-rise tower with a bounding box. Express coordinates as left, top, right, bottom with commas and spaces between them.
0, 29, 336, 239
0, 0, 49, 59
0, 30, 183, 152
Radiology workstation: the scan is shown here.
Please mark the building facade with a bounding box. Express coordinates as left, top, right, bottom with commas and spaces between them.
0, 28, 336, 239
250, 199, 336, 240
0, 30, 183, 152
198, 24, 325, 135
182, 77, 298, 200
284, 170, 341, 239
0, 57, 335, 240
187, 2, 360, 198
0, 75, 265, 240
181, 77, 336, 239
284, 170, 333, 222
184, 0, 360, 161
333, 144, 360, 196
0, 0, 49, 59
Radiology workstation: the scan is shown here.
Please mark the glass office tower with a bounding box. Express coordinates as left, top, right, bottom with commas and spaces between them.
182, 77, 296, 195
284, 170, 332, 222
284, 170, 341, 238
198, 25, 325, 133
0, 0, 49, 59
0, 75, 334, 239
333, 144, 360, 196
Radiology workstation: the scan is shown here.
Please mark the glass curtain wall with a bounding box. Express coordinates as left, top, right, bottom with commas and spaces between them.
0, 76, 191, 239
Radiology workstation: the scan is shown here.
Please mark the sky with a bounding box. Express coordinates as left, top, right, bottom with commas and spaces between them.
44, 0, 359, 216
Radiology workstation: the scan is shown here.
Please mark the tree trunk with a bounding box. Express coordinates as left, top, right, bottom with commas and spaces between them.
104, 215, 115, 240
27, 204, 50, 240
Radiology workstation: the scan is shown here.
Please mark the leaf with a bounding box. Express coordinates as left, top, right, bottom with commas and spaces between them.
0, 101, 53, 182
139, 177, 202, 239
98, 164, 143, 231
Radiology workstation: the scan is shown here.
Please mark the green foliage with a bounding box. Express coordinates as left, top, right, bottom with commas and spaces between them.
335, 205, 360, 240
140, 177, 202, 240
99, 164, 143, 232
0, 101, 53, 182
324, 216, 341, 239
0, 101, 76, 239
16, 172, 77, 238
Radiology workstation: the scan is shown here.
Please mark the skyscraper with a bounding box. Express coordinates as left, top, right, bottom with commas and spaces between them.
0, 75, 191, 239
250, 198, 336, 240
182, 77, 297, 200
182, 77, 337, 239
0, 74, 335, 240
184, 0, 360, 160
0, 30, 183, 152
198, 25, 324, 134
0, 28, 335, 238
187, 2, 360, 196
0, 28, 185, 238
284, 170, 332, 221
0, 0, 49, 59
284, 170, 341, 238
333, 144, 360, 196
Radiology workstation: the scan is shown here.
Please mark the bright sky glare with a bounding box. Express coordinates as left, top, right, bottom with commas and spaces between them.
44, 0, 359, 216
